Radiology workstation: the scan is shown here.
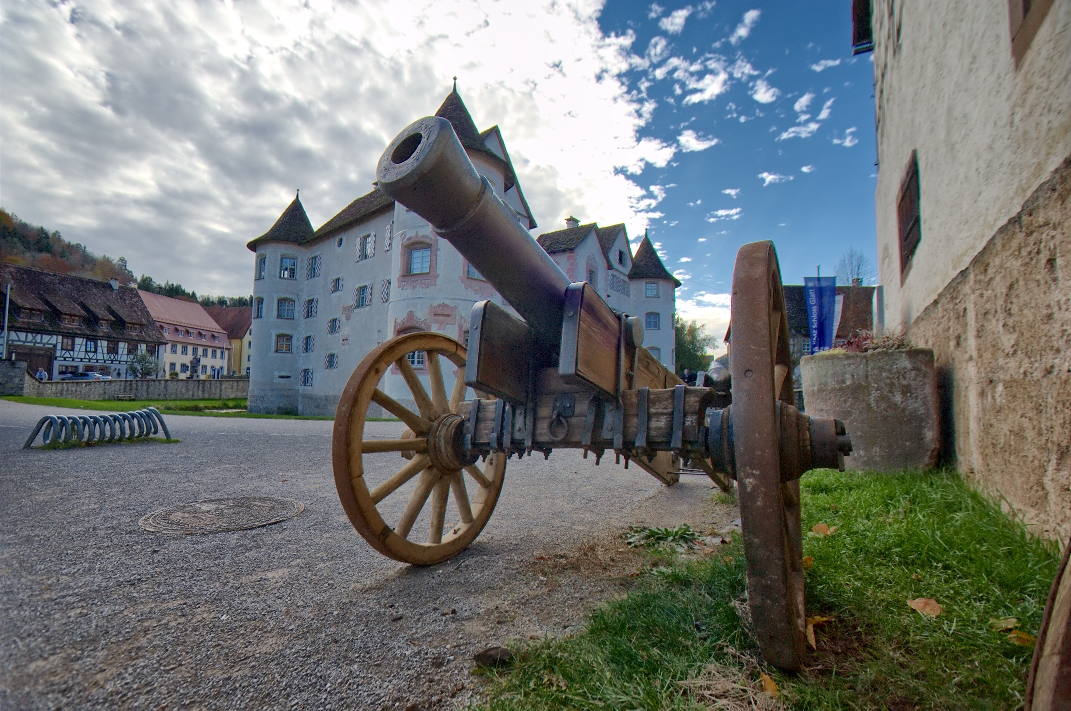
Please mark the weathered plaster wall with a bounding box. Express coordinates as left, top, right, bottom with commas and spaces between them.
873, 0, 1071, 330
22, 376, 248, 401
908, 153, 1071, 540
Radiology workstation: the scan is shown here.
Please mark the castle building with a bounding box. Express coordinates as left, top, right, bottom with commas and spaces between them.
247, 89, 679, 416
139, 290, 231, 379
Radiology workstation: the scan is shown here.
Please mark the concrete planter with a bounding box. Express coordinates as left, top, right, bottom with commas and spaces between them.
800, 348, 939, 471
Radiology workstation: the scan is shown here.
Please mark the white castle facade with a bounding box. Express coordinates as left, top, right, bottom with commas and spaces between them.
247, 89, 679, 416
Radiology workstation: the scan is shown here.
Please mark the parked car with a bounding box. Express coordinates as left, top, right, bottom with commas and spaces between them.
60, 372, 109, 381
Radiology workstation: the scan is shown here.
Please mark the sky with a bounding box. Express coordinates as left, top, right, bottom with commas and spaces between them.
1, 0, 877, 354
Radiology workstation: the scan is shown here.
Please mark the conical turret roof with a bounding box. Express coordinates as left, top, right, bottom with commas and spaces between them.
434, 87, 516, 191
628, 235, 681, 287
247, 194, 314, 251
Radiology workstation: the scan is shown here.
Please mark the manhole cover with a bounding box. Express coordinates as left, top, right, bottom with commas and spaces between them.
139, 497, 304, 534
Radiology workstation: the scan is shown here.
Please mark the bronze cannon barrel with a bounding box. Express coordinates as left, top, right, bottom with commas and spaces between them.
376, 116, 572, 352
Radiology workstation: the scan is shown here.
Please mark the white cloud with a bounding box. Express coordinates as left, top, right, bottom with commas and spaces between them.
679, 256, 692, 262
677, 129, 719, 152
722, 188, 740, 198
647, 36, 672, 63
777, 122, 820, 140
687, 198, 702, 206
750, 78, 780, 104
659, 7, 693, 35
793, 92, 814, 113
682, 69, 731, 105
833, 127, 859, 147
801, 165, 815, 173
0, 0, 680, 294
706, 207, 742, 221
817, 98, 835, 120
697, 237, 707, 242
677, 292, 732, 354
648, 3, 665, 18
730, 9, 761, 45
810, 59, 841, 72
758, 172, 793, 186
673, 269, 692, 281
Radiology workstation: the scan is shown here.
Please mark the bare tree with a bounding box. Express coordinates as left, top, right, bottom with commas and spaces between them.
836, 247, 876, 286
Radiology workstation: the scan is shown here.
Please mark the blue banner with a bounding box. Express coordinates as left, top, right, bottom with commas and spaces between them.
804, 276, 837, 354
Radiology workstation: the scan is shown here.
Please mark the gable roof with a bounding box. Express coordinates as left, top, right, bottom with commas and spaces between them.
0, 262, 166, 343
313, 188, 395, 241
203, 305, 252, 340
434, 89, 519, 193
537, 223, 598, 254
138, 290, 227, 334
628, 235, 681, 286
595, 224, 627, 259
246, 195, 314, 251
478, 124, 536, 229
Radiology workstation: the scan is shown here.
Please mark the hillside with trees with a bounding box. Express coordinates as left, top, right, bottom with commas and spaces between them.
1, 208, 248, 307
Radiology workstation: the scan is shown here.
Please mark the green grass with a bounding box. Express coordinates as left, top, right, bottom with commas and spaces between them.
472, 470, 1061, 710
36, 436, 182, 450
0, 395, 386, 420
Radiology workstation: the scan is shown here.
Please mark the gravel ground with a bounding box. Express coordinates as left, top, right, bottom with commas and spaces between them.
0, 399, 735, 710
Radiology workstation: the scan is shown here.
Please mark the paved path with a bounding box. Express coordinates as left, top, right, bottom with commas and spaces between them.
0, 399, 731, 710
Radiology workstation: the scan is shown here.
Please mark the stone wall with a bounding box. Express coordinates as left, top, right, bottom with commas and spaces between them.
907, 152, 1071, 540
1, 361, 30, 395
22, 375, 248, 402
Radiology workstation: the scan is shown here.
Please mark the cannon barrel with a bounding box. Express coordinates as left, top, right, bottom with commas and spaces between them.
376, 116, 572, 352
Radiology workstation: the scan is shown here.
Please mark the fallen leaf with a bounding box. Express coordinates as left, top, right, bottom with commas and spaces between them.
907, 598, 942, 616
805, 615, 833, 649
722, 555, 734, 564
811, 523, 837, 536
759, 673, 780, 698
802, 556, 814, 570
989, 617, 1018, 632
911, 573, 923, 581
1007, 630, 1036, 646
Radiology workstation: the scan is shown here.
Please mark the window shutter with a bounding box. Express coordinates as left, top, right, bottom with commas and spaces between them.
369, 232, 376, 258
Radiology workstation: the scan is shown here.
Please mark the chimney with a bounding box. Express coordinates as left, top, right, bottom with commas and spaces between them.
565, 216, 580, 229
109, 278, 119, 291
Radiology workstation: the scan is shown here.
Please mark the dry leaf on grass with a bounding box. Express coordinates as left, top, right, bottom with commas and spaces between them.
802, 556, 814, 570
679, 658, 781, 711
907, 598, 942, 616
759, 673, 780, 698
1007, 630, 1036, 646
805, 616, 834, 649
810, 523, 837, 536
989, 617, 1018, 632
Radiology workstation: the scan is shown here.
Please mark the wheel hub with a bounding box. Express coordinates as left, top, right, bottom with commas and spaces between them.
427, 413, 474, 473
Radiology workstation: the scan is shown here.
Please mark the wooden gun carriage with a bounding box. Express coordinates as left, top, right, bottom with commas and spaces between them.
332, 116, 852, 670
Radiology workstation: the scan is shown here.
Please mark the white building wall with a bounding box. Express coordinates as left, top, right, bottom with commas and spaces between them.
632, 278, 675, 370
873, 0, 1071, 330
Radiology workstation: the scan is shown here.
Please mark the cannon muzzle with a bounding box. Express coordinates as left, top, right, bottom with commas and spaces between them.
377, 116, 571, 353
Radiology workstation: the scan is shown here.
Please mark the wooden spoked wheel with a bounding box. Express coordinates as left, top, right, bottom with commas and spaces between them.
332, 332, 505, 566
730, 241, 806, 671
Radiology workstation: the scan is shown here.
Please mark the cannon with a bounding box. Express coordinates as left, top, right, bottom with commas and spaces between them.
331, 116, 852, 671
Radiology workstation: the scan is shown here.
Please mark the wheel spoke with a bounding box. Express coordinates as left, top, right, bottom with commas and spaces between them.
370, 454, 431, 504
464, 464, 492, 489
426, 351, 450, 415
396, 469, 437, 539
428, 479, 449, 544
775, 364, 789, 401
362, 438, 428, 454
372, 389, 431, 435
449, 472, 474, 524
396, 356, 436, 420
449, 370, 468, 412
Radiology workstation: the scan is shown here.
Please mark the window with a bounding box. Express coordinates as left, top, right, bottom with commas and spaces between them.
106, 340, 118, 355
255, 254, 266, 280
211, 349, 217, 359
181, 345, 189, 355
354, 285, 371, 308
306, 254, 322, 279
331, 276, 343, 293
327, 318, 341, 334
212, 334, 219, 342
406, 350, 425, 368
408, 246, 431, 274
645, 282, 660, 298
645, 312, 660, 330
61, 336, 73, 351
357, 232, 375, 261
254, 297, 264, 319
381, 279, 391, 303
161, 327, 169, 335
467, 263, 484, 280
277, 298, 296, 319
610, 273, 630, 296
181, 363, 189, 373
200, 348, 206, 356
279, 256, 297, 279
302, 335, 315, 353
170, 344, 177, 354
586, 269, 597, 286
648, 346, 661, 360
201, 365, 207, 375
169, 362, 176, 372
128, 343, 140, 355
300, 368, 313, 387
336, 236, 344, 249
618, 249, 626, 266
200, 332, 206, 340
898, 151, 921, 276
303, 298, 318, 319
275, 334, 293, 353
325, 353, 338, 369
85, 339, 97, 353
